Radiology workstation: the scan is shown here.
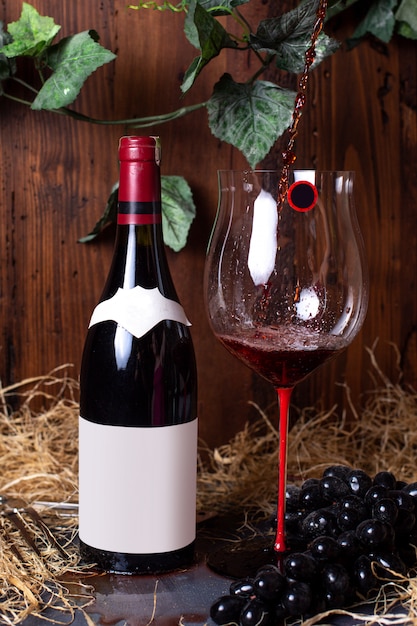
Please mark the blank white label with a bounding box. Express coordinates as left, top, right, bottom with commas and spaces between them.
79, 417, 198, 554
88, 286, 191, 339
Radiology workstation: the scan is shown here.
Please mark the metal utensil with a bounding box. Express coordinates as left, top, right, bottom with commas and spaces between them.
0, 495, 74, 560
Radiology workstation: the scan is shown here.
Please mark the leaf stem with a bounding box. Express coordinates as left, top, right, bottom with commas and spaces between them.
233, 7, 253, 35
2, 92, 34, 107
55, 101, 208, 126
3, 72, 207, 127
128, 0, 187, 12
246, 53, 274, 84
11, 77, 40, 95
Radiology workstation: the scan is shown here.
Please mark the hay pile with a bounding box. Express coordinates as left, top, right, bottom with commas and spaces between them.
0, 350, 415, 624
0, 366, 88, 625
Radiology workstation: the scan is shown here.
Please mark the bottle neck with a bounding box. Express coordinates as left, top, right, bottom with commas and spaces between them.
118, 159, 162, 226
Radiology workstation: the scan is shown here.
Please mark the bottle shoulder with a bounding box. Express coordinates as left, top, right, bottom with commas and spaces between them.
79, 320, 197, 427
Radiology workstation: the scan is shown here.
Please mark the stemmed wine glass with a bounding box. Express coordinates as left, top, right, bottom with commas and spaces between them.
204, 169, 368, 576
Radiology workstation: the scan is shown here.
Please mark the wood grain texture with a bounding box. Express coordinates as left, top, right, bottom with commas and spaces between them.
0, 1, 415, 449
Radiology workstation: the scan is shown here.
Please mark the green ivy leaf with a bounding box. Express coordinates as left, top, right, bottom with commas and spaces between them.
31, 30, 116, 110
207, 73, 295, 168
1, 2, 60, 58
251, 1, 320, 52
182, 0, 237, 92
276, 32, 339, 73
251, 1, 340, 73
79, 176, 195, 252
395, 0, 417, 39
0, 22, 16, 82
349, 0, 397, 44
161, 175, 196, 251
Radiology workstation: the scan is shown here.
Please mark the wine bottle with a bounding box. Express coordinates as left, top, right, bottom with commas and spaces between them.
78, 136, 198, 574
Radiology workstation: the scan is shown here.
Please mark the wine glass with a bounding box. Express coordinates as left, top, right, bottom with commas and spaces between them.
204, 169, 368, 576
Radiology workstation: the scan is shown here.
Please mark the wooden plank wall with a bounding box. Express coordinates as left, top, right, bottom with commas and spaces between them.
0, 0, 415, 450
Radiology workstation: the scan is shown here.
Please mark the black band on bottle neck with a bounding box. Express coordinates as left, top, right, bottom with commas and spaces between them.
117, 201, 162, 225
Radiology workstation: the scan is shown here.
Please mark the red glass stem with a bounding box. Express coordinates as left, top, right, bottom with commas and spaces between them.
274, 386, 293, 553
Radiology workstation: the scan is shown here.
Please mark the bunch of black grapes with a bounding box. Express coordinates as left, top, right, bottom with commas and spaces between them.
210, 466, 417, 626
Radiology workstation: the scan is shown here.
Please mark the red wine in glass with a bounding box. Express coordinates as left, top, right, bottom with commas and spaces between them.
218, 327, 343, 389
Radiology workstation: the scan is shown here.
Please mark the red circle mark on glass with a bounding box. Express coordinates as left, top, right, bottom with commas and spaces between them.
287, 180, 318, 212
